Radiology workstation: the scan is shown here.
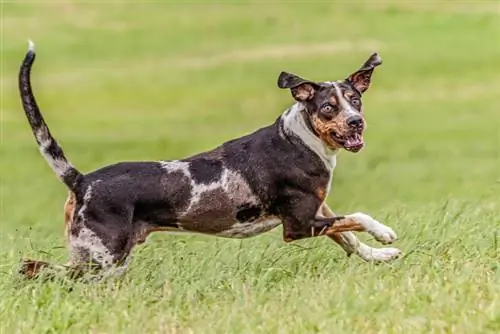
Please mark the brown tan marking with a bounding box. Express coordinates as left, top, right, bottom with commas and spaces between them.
346, 52, 382, 93
307, 93, 355, 149
320, 204, 359, 255
291, 83, 315, 101
328, 95, 339, 107
19, 259, 51, 279
316, 186, 326, 201
325, 219, 365, 234
18, 192, 78, 280
310, 113, 349, 150
343, 91, 355, 100
19, 258, 90, 280
349, 72, 371, 93
133, 224, 174, 245
64, 191, 76, 245
319, 204, 364, 234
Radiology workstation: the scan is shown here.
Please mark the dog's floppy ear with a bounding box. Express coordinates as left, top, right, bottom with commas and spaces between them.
277, 71, 319, 101
346, 52, 382, 94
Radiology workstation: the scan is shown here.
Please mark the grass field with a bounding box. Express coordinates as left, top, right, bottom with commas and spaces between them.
1, 1, 499, 333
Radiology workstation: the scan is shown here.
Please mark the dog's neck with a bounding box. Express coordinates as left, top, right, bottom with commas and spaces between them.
281, 102, 338, 171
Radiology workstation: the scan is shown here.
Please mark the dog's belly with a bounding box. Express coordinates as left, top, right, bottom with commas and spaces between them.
177, 208, 281, 238
215, 216, 282, 238
139, 216, 281, 240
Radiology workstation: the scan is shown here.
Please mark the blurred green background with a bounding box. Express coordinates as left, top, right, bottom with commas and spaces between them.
1, 1, 499, 333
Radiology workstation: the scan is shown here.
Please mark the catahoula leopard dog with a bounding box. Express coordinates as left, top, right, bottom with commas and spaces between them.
18, 41, 401, 281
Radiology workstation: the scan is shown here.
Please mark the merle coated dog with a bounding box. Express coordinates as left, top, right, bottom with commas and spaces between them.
18, 41, 401, 280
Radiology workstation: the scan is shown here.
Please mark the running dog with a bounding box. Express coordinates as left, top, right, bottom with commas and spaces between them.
18, 41, 401, 280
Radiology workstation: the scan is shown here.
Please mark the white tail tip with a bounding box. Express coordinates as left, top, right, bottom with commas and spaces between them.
27, 40, 35, 52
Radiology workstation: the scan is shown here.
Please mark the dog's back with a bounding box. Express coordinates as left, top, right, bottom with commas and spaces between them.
79, 116, 329, 239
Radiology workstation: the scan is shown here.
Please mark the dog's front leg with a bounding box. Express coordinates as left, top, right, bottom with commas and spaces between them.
320, 204, 358, 256
314, 213, 397, 244
320, 204, 402, 262
280, 197, 389, 243
280, 196, 401, 263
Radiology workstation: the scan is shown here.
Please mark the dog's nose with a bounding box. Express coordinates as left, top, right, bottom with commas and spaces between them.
347, 115, 363, 128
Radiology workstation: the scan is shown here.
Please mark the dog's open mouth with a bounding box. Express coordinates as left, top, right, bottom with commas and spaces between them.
331, 131, 364, 152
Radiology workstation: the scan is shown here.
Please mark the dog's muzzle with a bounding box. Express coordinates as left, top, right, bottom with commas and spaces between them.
344, 115, 365, 152
343, 132, 364, 152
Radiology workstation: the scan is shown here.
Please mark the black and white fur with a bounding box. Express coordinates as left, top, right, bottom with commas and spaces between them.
18, 41, 401, 280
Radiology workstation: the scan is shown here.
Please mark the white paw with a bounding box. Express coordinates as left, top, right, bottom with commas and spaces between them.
348, 212, 398, 244
357, 244, 402, 262
371, 225, 398, 244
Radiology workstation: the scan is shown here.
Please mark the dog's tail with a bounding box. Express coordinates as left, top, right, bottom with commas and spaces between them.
19, 40, 83, 192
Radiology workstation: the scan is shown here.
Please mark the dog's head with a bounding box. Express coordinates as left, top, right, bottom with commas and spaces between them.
277, 53, 382, 153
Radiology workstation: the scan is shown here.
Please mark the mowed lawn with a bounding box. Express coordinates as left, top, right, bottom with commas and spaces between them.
1, 1, 499, 333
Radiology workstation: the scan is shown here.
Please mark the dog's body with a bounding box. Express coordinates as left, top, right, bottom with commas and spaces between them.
18, 41, 401, 280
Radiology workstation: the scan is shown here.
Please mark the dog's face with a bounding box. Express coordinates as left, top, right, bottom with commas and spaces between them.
277, 53, 382, 153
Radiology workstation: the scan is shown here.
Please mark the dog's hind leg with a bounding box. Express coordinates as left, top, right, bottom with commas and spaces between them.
66, 217, 134, 282
19, 217, 134, 282
321, 204, 402, 262
18, 259, 56, 279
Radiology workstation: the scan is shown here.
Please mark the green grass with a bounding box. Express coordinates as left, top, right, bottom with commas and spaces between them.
1, 1, 499, 333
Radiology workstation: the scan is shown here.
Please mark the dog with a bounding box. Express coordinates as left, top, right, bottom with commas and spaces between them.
18, 41, 401, 281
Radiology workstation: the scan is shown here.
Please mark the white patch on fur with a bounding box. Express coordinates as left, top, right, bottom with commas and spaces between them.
356, 243, 402, 262
221, 169, 260, 204
281, 104, 336, 199
70, 227, 114, 268
77, 181, 100, 220
160, 161, 264, 233
159, 160, 197, 219
185, 168, 230, 213
281, 103, 337, 171
35, 128, 70, 178
159, 160, 191, 176
216, 217, 281, 238
27, 40, 35, 52
163, 163, 261, 219
346, 212, 398, 244
331, 229, 401, 262
332, 81, 358, 118
70, 181, 114, 268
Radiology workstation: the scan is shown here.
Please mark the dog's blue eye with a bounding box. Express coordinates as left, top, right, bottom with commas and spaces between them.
321, 103, 336, 113
351, 98, 360, 107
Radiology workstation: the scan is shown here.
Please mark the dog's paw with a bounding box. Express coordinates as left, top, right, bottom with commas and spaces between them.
347, 212, 398, 244
371, 225, 398, 244
357, 245, 402, 262
18, 259, 51, 280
